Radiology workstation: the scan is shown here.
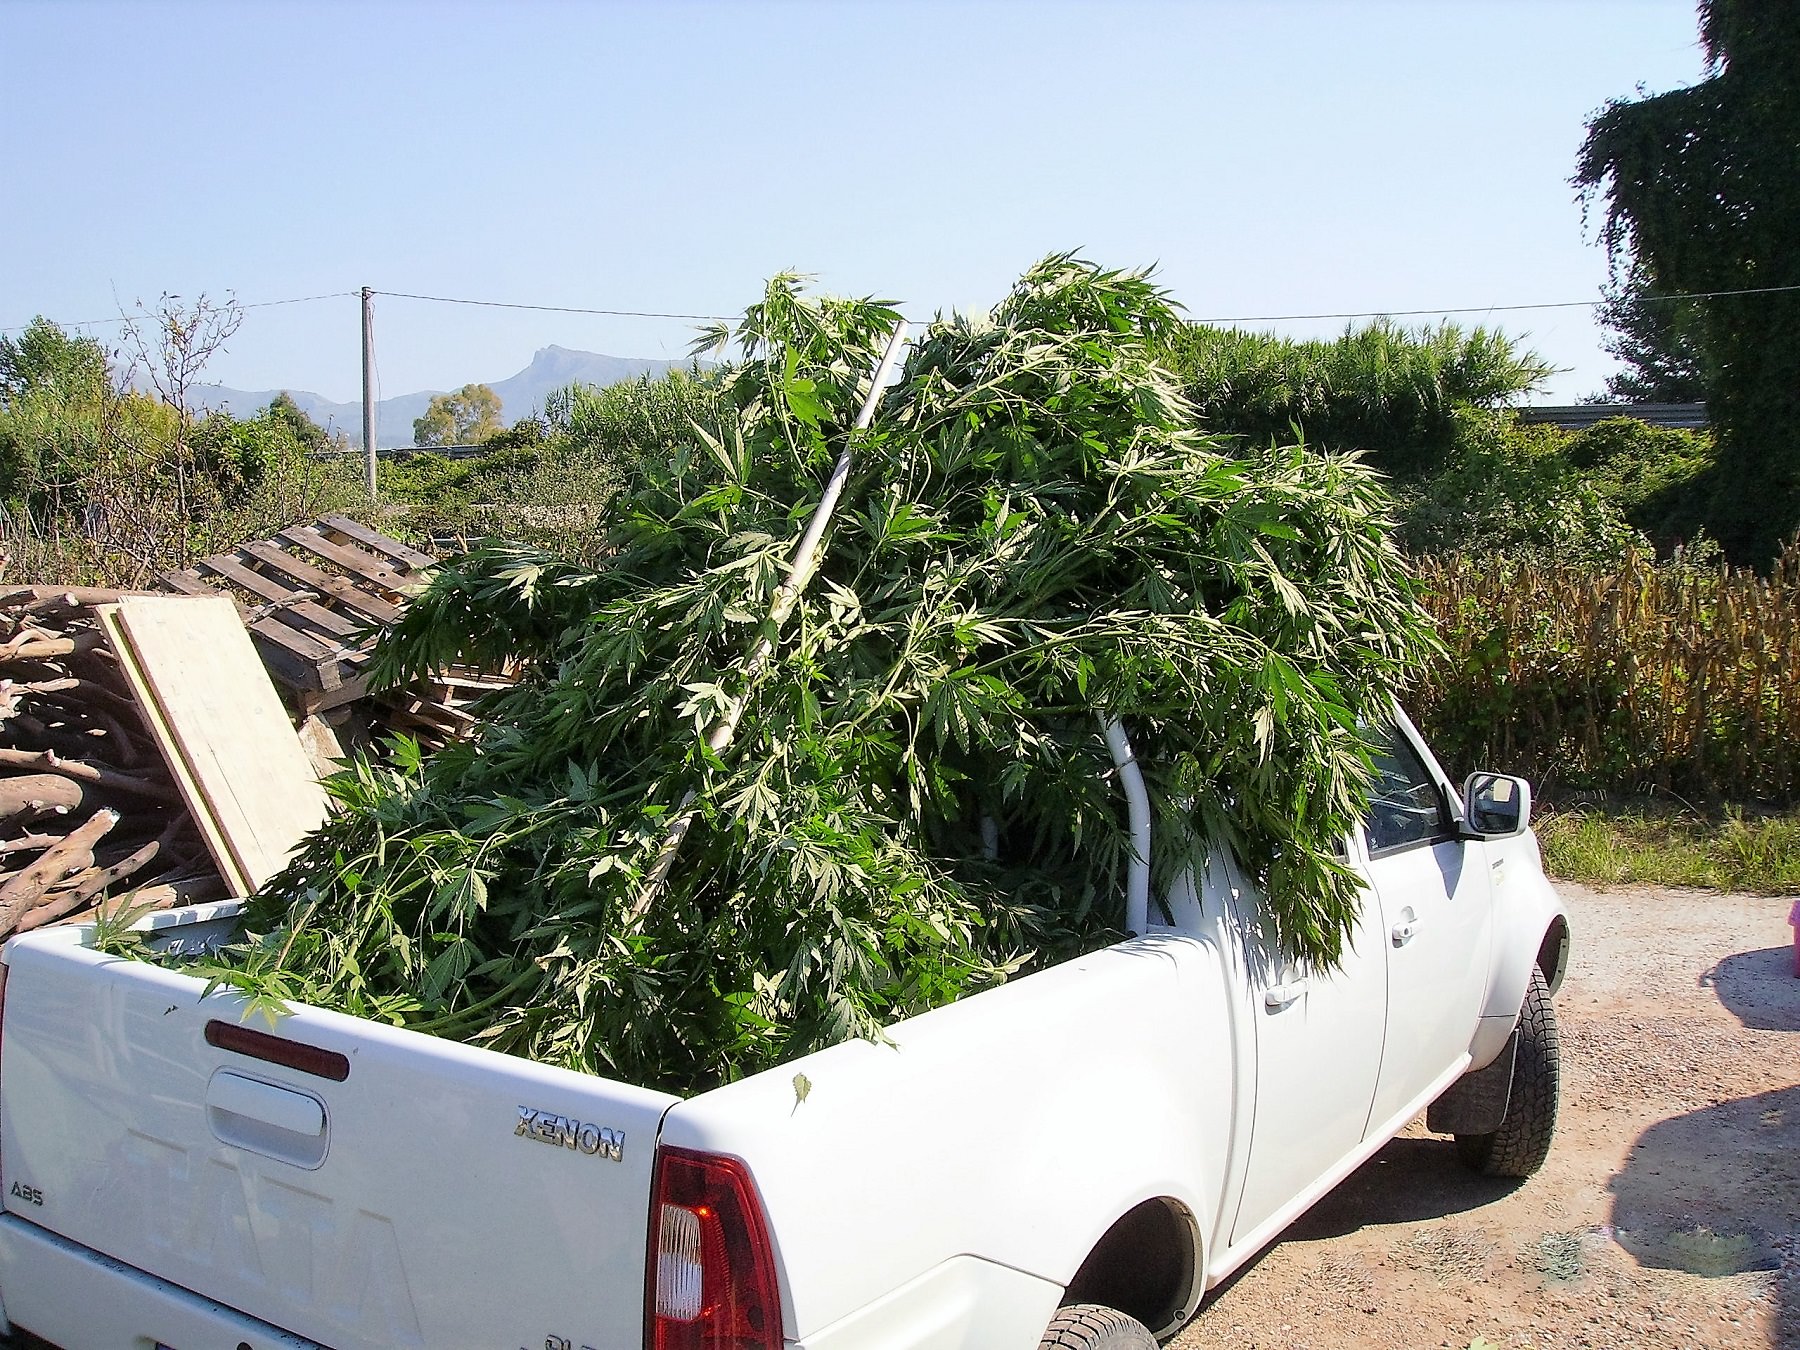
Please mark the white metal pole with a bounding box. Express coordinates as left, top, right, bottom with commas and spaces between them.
629, 321, 910, 920
361, 287, 377, 499
1102, 717, 1152, 936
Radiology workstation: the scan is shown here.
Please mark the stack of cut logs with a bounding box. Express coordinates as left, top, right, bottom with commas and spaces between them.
0, 587, 225, 940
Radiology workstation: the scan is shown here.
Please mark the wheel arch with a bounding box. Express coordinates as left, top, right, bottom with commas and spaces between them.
1478, 855, 1571, 1034
1537, 912, 1570, 994
1060, 1194, 1207, 1341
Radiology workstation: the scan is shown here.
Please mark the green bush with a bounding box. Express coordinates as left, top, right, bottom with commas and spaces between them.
1394, 411, 1645, 565
557, 366, 721, 461
380, 370, 726, 561
1563, 416, 1714, 550
2, 323, 366, 587
1158, 319, 1552, 479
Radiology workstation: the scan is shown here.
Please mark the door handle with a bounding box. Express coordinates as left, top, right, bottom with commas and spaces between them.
1264, 980, 1308, 1010
1391, 918, 1421, 945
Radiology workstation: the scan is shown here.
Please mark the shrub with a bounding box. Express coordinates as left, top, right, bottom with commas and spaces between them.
1563, 416, 1714, 550
1159, 319, 1552, 479
1394, 411, 1645, 565
381, 370, 726, 561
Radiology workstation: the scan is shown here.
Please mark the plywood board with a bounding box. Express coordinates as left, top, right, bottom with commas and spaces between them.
98, 596, 329, 895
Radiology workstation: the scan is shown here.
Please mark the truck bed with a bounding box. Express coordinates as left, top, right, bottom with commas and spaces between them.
0, 907, 679, 1350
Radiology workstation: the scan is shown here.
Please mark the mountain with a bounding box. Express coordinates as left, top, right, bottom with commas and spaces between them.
186, 346, 694, 448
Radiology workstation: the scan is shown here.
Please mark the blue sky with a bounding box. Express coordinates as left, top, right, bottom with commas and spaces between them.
4, 0, 1705, 406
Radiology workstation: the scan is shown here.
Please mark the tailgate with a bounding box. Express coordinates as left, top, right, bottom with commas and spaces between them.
0, 922, 680, 1350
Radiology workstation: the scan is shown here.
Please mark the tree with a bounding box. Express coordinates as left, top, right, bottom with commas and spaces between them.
118, 292, 244, 521
1576, 0, 1800, 561
264, 391, 342, 455
0, 318, 117, 511
413, 383, 504, 447
0, 317, 111, 405
1592, 260, 1709, 404
119, 292, 242, 426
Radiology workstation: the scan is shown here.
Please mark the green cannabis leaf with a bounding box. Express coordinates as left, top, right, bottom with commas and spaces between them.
187, 255, 1431, 1093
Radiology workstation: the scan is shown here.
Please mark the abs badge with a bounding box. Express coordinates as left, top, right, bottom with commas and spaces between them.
515, 1106, 625, 1162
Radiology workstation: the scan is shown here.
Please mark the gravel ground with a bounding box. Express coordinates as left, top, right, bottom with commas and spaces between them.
1172, 882, 1800, 1350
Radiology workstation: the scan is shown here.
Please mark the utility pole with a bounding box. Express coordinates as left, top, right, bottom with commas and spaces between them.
360, 286, 377, 499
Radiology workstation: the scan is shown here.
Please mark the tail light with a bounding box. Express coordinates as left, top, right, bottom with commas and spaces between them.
646, 1145, 781, 1350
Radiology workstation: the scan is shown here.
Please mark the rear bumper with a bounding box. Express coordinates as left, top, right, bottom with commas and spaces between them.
0, 1214, 324, 1350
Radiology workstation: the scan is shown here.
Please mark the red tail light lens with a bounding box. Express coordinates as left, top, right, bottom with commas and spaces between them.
646, 1146, 781, 1350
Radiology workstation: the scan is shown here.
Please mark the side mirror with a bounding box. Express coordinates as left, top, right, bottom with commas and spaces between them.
1462, 772, 1532, 838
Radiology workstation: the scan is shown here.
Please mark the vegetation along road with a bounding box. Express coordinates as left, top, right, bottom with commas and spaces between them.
1174, 882, 1799, 1350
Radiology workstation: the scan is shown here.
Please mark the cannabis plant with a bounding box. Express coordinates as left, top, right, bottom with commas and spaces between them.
207, 255, 1434, 1094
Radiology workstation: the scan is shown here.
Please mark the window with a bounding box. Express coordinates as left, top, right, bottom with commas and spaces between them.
1362, 723, 1453, 854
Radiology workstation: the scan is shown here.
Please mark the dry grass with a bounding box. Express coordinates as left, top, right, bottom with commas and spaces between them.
1415, 545, 1800, 803
1402, 1226, 1495, 1283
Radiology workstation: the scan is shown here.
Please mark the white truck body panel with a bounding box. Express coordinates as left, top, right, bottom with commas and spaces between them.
659, 927, 1236, 1343
0, 1216, 328, 1350
1225, 882, 1388, 1246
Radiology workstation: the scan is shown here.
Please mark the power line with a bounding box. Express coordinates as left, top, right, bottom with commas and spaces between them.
243, 290, 358, 311
378, 280, 1800, 328
0, 290, 358, 334
374, 289, 736, 322
10, 278, 1800, 339
1195, 282, 1800, 325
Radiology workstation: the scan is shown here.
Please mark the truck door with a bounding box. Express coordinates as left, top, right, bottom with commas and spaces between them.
1359, 716, 1494, 1131
1228, 865, 1387, 1247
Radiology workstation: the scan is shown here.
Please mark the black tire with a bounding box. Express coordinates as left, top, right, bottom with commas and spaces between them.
1455, 964, 1560, 1177
1039, 1303, 1159, 1349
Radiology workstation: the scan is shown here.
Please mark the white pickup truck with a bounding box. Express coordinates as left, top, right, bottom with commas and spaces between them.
0, 709, 1568, 1350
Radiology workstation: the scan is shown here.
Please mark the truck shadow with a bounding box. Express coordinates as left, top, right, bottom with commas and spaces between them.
1280, 1136, 1515, 1239
1200, 1132, 1509, 1309
1222, 1087, 1797, 1343
1609, 1084, 1798, 1346
1704, 946, 1800, 1031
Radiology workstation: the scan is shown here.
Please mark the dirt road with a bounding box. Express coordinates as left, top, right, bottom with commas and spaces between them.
1173, 883, 1800, 1350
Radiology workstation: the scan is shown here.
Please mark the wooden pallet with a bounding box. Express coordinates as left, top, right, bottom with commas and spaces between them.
381, 669, 519, 752
156, 515, 437, 715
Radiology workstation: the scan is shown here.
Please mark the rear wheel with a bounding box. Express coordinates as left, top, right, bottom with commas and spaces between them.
1456, 964, 1560, 1177
1039, 1303, 1159, 1349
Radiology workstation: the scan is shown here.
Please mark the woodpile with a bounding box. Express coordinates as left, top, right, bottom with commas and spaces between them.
0, 587, 227, 941
1, 519, 519, 946
381, 666, 520, 753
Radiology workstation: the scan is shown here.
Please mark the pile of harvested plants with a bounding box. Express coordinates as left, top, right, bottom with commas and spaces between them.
191, 257, 1436, 1094
1, 588, 224, 939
